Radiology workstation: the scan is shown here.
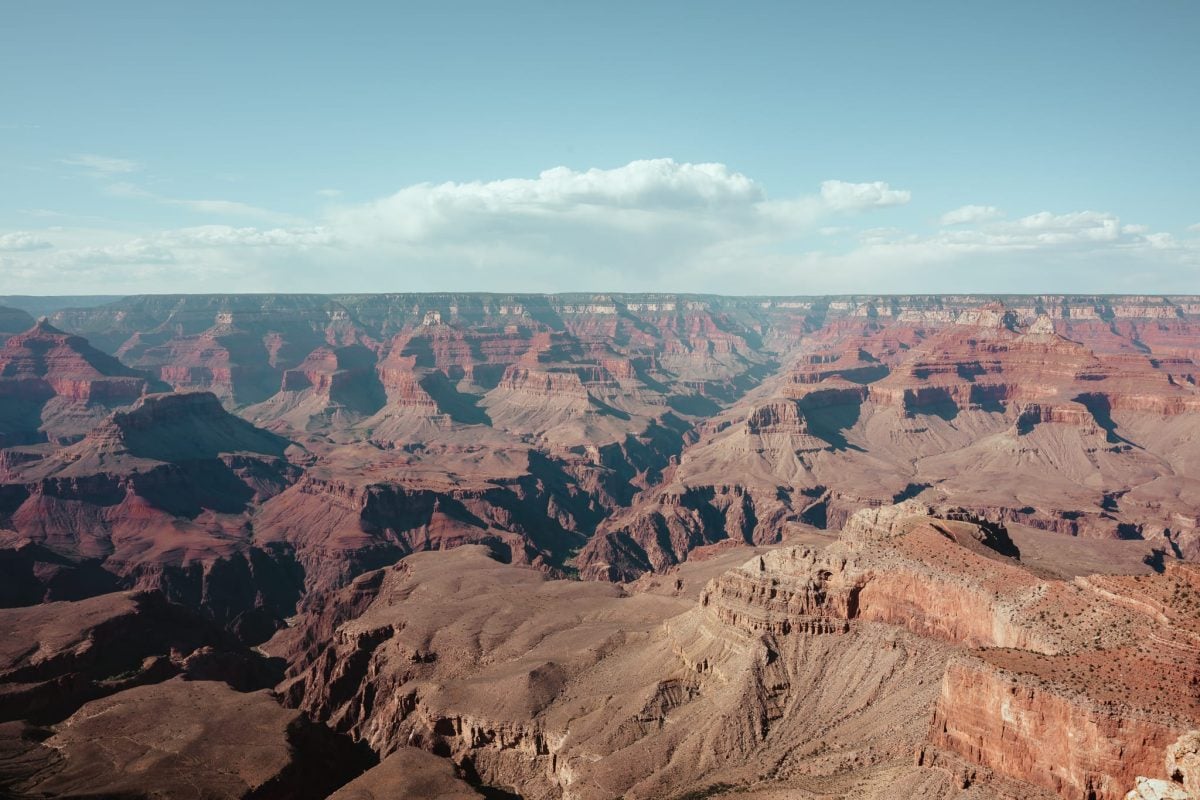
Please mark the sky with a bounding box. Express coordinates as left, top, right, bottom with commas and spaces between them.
1, 1, 1198, 296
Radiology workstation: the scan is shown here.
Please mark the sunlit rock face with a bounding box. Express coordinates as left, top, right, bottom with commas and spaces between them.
0, 293, 1198, 799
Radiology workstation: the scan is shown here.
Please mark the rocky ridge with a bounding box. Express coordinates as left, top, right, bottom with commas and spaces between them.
0, 294, 1198, 798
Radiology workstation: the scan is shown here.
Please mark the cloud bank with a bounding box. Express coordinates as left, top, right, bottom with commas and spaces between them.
2, 158, 1196, 294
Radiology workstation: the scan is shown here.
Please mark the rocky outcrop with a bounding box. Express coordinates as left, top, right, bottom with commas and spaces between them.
925, 560, 1200, 800
2, 679, 372, 800
0, 294, 1196, 798
686, 505, 1200, 800
931, 659, 1185, 800
0, 590, 278, 723
0, 393, 304, 634
276, 542, 978, 800
0, 319, 164, 445
1165, 731, 1200, 798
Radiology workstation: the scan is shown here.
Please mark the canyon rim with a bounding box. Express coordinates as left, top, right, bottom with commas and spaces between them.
4, 2, 1199, 797
0, 293, 1198, 799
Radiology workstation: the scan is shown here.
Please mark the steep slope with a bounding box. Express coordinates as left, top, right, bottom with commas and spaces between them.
0, 294, 1196, 799
0, 590, 279, 724
0, 319, 165, 446
0, 393, 304, 637
579, 306, 1200, 579
2, 679, 372, 800
279, 504, 1198, 800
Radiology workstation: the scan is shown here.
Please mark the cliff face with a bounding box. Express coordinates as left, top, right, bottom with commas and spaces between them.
674, 506, 1200, 800
0, 392, 305, 636
264, 505, 1194, 798
29, 295, 1200, 575
3, 293, 1196, 640
276, 540, 982, 800
0, 319, 165, 445
571, 302, 1200, 580
1, 294, 1198, 798
925, 564, 1200, 800
929, 660, 1184, 800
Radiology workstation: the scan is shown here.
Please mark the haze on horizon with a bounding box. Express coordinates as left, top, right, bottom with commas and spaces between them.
1, 1, 1197, 296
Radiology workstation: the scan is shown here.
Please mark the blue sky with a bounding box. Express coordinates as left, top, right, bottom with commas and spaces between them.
1, 1, 1197, 294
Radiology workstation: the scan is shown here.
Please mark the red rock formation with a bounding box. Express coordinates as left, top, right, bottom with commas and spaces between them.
0, 320, 163, 445
929, 658, 1185, 800
0, 392, 304, 635
0, 294, 1195, 799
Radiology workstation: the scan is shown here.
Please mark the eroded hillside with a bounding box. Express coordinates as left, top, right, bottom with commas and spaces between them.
1, 293, 1198, 799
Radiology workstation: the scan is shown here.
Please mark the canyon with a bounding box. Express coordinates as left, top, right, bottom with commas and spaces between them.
0, 292, 1198, 799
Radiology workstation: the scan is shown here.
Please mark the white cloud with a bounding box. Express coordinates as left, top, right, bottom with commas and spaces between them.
1006, 210, 1121, 243
105, 181, 296, 224
160, 225, 338, 248
1189, 222, 1200, 233
819, 180, 911, 211
330, 159, 769, 247
316, 188, 343, 198
0, 232, 52, 252
3, 158, 1194, 295
940, 204, 1002, 226
67, 240, 176, 265
1144, 232, 1180, 250
61, 154, 141, 176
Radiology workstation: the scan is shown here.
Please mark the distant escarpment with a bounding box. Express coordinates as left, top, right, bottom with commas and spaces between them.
1, 293, 1197, 632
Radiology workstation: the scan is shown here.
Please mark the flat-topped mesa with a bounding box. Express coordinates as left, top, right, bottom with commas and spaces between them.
953, 304, 1021, 331
86, 391, 292, 461
839, 499, 941, 541
783, 379, 871, 407
687, 504, 1200, 800
700, 505, 1045, 651
745, 399, 809, 435
866, 309, 1200, 419
497, 364, 617, 397
148, 334, 281, 405
1013, 401, 1100, 432
786, 348, 889, 386
249, 344, 390, 424
278, 345, 372, 395
113, 304, 352, 406
387, 323, 533, 382
924, 562, 1200, 800
738, 399, 832, 457
697, 545, 859, 638
40, 293, 1200, 353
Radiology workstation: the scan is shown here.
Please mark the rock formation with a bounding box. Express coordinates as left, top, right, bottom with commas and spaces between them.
0, 293, 1197, 798
0, 319, 165, 445
268, 504, 1198, 799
